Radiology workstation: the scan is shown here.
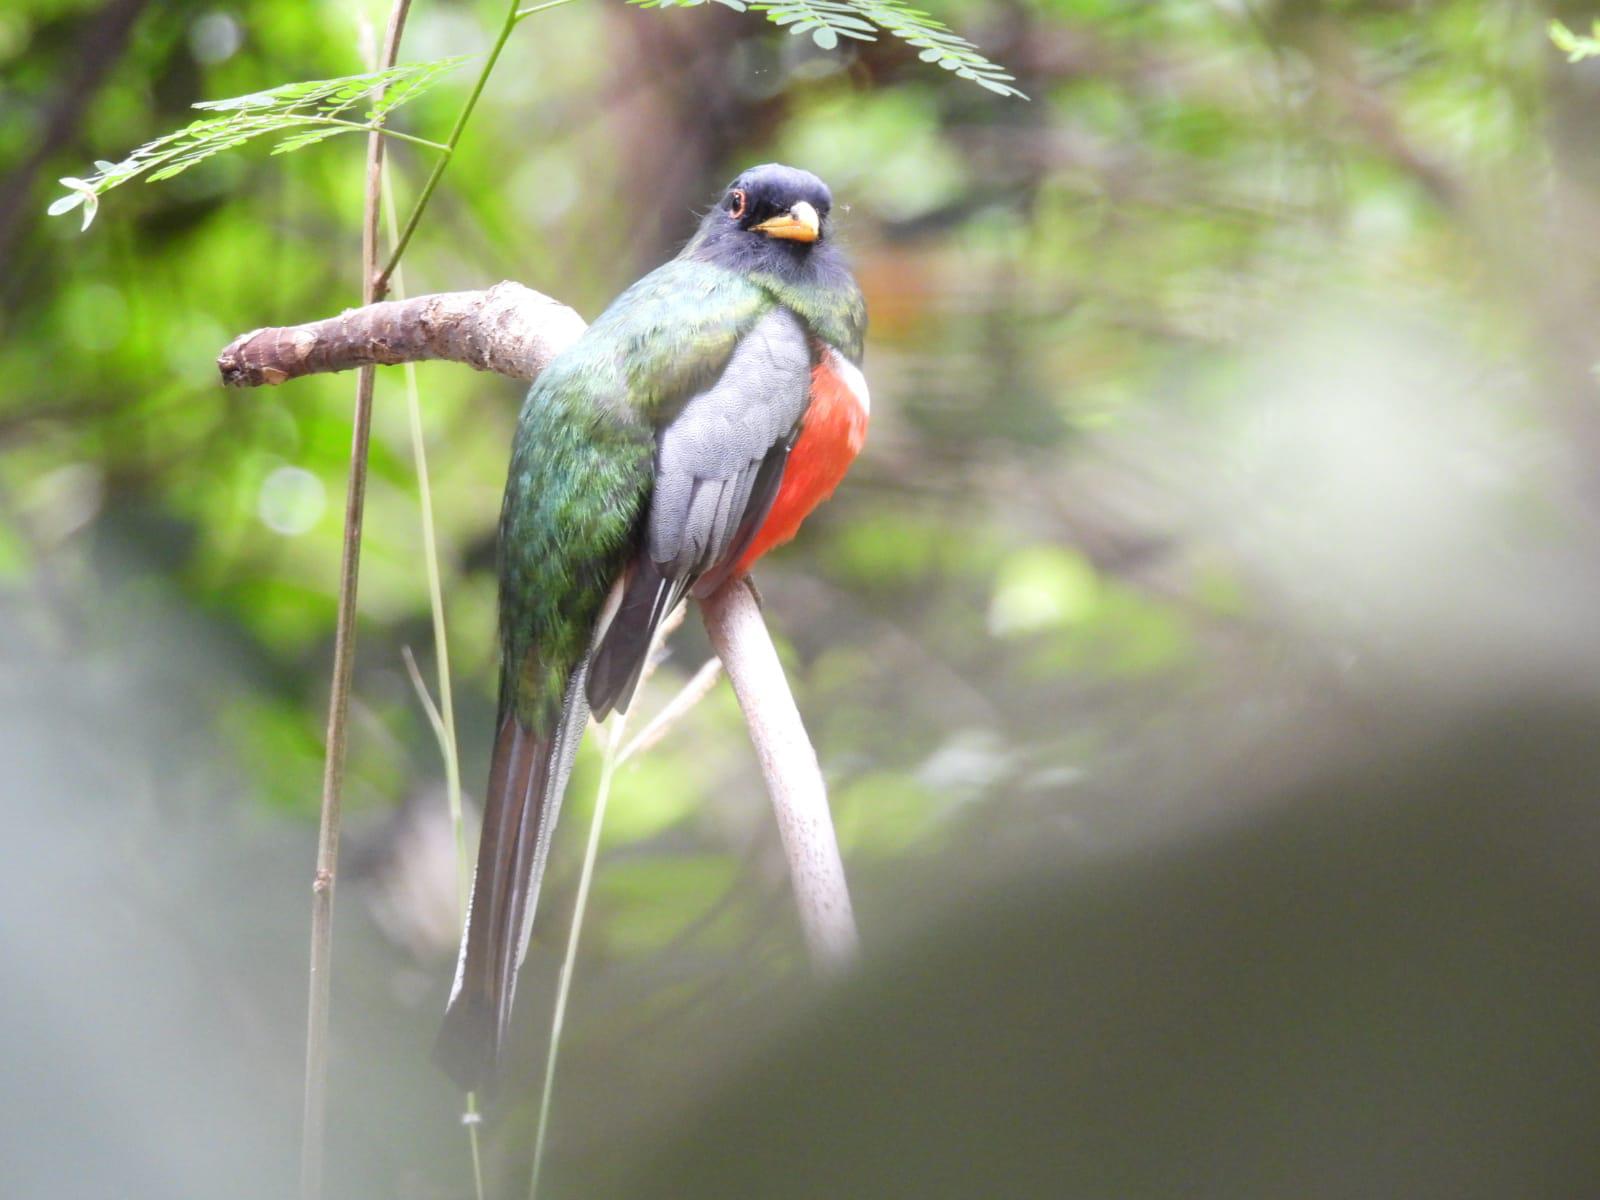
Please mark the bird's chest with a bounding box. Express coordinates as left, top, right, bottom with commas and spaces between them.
793, 347, 869, 489
734, 346, 870, 574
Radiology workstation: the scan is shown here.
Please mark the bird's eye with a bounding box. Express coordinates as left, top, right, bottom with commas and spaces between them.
728, 189, 747, 220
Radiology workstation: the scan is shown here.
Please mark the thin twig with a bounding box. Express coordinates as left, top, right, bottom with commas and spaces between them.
514, 0, 581, 21
384, 173, 485, 1200
300, 3, 412, 1196
528, 603, 712, 1196
617, 656, 724, 765
400, 646, 486, 1197
376, 0, 568, 295
401, 645, 448, 743
382, 164, 470, 953
290, 114, 451, 152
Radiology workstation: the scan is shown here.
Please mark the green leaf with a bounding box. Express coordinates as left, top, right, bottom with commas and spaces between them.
47, 177, 99, 229
813, 25, 838, 48
272, 126, 351, 154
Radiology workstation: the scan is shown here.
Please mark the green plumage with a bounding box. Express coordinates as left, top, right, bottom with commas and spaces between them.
498, 260, 773, 732
749, 268, 867, 363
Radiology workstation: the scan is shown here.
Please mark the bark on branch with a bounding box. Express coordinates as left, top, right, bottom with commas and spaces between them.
218, 281, 587, 387
219, 285, 860, 970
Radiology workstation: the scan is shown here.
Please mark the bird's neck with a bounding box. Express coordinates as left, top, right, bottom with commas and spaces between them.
750, 264, 867, 364
678, 231, 866, 361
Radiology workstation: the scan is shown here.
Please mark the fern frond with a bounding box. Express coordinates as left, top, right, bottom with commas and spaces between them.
634, 0, 1023, 97
47, 58, 465, 230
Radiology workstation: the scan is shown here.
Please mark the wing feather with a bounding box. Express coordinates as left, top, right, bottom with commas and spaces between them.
588, 307, 812, 717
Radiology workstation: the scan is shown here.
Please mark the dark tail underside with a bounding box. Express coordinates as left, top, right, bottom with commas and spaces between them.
435, 667, 590, 1093
587, 558, 688, 723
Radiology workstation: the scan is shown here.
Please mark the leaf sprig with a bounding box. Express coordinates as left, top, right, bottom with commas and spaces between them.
635, 0, 1024, 97
1550, 19, 1600, 63
48, 0, 1020, 233
47, 58, 464, 230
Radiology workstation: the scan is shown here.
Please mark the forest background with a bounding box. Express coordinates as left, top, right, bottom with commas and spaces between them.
6, 1, 1600, 1196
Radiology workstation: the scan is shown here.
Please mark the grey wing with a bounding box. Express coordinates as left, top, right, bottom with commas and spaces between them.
587, 306, 812, 718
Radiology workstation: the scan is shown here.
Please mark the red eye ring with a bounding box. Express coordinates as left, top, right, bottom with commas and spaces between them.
729, 189, 748, 220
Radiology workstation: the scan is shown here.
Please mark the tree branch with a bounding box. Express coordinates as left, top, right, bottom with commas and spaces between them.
218, 282, 585, 387
700, 578, 859, 970
218, 285, 860, 972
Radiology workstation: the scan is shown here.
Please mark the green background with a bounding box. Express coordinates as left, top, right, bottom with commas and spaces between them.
5, 1, 1600, 1196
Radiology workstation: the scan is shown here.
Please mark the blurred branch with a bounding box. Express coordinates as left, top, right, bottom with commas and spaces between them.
1299, 20, 1463, 212
217, 282, 585, 387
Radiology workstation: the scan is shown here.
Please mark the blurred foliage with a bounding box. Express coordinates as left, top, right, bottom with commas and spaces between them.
8, 0, 1600, 1196
637, 0, 1025, 93
46, 56, 466, 227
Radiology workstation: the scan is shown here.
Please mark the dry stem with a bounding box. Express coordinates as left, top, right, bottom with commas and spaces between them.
300, 5, 410, 1198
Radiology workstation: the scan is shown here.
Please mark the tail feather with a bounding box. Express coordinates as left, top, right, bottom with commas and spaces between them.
435, 665, 591, 1093
588, 559, 687, 722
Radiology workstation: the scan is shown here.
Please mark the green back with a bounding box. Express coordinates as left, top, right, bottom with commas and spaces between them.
498, 261, 771, 730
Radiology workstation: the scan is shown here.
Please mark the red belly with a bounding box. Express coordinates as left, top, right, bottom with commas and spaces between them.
734, 352, 868, 577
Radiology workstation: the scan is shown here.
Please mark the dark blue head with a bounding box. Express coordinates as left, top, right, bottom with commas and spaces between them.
685, 163, 841, 280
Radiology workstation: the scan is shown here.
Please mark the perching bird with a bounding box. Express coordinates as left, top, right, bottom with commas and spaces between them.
436, 164, 869, 1091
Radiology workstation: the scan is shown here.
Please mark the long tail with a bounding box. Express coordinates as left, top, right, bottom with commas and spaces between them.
434, 666, 590, 1092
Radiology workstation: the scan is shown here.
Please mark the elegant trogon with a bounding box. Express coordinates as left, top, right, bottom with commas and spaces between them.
436, 164, 870, 1090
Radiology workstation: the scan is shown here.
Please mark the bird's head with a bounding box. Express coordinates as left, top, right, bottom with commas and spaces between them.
687, 163, 838, 276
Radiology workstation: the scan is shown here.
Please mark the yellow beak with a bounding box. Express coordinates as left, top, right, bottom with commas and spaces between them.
752, 200, 820, 243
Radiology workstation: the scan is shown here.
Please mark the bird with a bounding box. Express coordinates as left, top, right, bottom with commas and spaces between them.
435, 163, 869, 1091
